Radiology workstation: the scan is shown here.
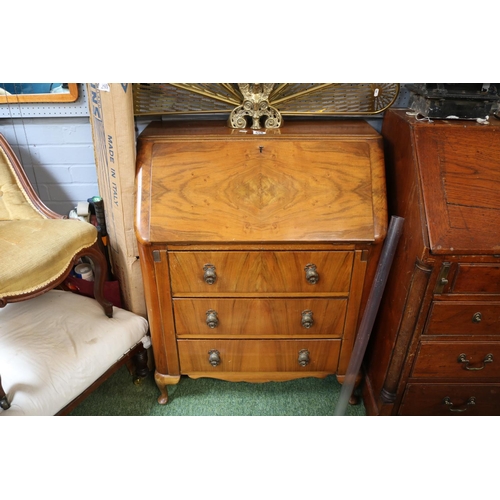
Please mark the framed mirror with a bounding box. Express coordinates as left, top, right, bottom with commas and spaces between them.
0, 83, 79, 104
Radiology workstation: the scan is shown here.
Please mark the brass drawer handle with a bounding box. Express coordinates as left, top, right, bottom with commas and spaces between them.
301, 310, 314, 329
443, 396, 476, 412
472, 312, 482, 323
208, 349, 221, 367
206, 309, 219, 328
298, 349, 310, 367
304, 263, 319, 284
203, 264, 217, 285
457, 353, 493, 371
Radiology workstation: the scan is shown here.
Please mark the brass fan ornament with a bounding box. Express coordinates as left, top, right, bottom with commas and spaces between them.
132, 83, 400, 129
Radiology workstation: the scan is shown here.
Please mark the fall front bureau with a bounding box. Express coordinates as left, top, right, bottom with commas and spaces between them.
135, 120, 387, 404
363, 109, 500, 416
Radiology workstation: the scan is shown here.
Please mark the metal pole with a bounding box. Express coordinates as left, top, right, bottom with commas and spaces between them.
334, 215, 404, 416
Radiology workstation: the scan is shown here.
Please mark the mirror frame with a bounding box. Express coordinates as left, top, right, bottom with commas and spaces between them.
0, 83, 79, 104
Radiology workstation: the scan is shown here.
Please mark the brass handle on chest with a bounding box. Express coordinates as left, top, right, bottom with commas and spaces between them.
208, 349, 221, 367
206, 309, 219, 328
304, 263, 319, 284
298, 349, 310, 367
472, 312, 482, 323
203, 264, 217, 285
443, 396, 476, 412
457, 353, 493, 371
301, 310, 314, 329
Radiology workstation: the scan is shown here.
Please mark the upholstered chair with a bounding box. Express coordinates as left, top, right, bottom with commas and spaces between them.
0, 133, 113, 317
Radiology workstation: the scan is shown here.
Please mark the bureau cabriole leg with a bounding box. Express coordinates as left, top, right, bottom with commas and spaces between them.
154, 371, 181, 405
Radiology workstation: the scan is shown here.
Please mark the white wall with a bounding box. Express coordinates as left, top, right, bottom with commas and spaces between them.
0, 117, 99, 215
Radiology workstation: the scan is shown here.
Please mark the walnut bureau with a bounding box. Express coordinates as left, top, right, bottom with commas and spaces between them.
363, 109, 500, 416
135, 120, 387, 404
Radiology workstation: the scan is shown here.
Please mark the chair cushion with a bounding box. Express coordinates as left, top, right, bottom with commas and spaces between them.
0, 219, 98, 299
0, 290, 149, 416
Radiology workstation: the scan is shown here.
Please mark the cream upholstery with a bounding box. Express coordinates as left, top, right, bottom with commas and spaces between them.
0, 290, 149, 416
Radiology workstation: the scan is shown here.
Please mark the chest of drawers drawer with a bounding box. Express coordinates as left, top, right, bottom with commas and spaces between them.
424, 301, 500, 336
451, 264, 500, 294
411, 341, 500, 379
398, 383, 500, 416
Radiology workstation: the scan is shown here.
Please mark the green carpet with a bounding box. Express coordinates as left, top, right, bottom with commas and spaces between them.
69, 367, 366, 416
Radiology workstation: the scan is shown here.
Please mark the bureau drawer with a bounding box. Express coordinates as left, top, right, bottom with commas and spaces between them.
168, 251, 353, 294
412, 342, 500, 378
177, 339, 341, 373
424, 302, 500, 336
399, 383, 500, 416
173, 298, 347, 338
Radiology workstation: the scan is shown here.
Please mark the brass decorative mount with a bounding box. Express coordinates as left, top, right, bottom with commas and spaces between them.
228, 83, 282, 130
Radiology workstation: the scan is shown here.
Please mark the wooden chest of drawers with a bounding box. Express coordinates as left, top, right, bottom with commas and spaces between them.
363, 109, 500, 416
135, 120, 387, 404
